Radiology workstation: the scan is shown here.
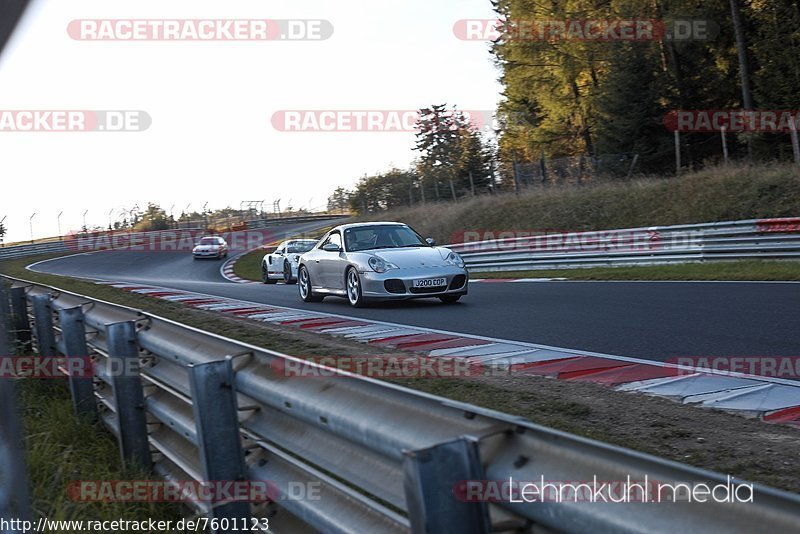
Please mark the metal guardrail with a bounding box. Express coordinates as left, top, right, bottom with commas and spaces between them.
1, 276, 800, 533
0, 241, 70, 261
0, 228, 207, 262
0, 216, 349, 262
245, 214, 350, 230
449, 218, 800, 272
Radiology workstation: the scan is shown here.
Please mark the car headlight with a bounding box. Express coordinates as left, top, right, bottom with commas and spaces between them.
368, 256, 398, 273
445, 251, 465, 268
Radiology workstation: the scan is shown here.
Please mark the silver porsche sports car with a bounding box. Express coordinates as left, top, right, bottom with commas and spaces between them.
297, 222, 468, 307
262, 239, 319, 284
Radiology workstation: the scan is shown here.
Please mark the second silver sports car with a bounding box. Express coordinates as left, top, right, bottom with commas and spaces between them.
262, 239, 319, 284
297, 222, 468, 307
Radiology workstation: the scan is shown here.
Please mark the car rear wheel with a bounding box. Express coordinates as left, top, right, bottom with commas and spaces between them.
262, 263, 277, 284
439, 295, 461, 304
346, 267, 367, 308
283, 260, 296, 285
299, 266, 324, 302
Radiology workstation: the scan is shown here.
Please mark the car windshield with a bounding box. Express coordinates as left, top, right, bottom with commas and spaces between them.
344, 225, 426, 252
198, 238, 219, 245
287, 241, 316, 253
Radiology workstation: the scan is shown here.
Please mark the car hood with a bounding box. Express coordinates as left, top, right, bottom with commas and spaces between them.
367, 247, 450, 268
194, 245, 220, 251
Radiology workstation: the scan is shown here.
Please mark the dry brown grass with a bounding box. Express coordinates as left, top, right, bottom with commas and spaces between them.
357, 163, 800, 243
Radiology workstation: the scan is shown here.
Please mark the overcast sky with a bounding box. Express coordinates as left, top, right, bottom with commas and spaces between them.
0, 0, 501, 243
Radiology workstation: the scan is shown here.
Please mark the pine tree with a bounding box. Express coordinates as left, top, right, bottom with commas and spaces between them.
594, 40, 672, 174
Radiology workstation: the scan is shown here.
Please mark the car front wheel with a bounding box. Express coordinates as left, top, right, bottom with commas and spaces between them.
283, 261, 297, 285
262, 263, 277, 284
346, 267, 367, 308
299, 266, 324, 302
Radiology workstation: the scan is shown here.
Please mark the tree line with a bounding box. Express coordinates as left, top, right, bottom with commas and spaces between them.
494, 0, 800, 175
329, 105, 497, 215
330, 0, 800, 215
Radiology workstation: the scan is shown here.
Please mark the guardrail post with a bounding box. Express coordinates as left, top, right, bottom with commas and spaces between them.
0, 284, 33, 527
58, 306, 97, 421
106, 321, 151, 470
30, 294, 57, 357
9, 287, 31, 351
403, 437, 490, 534
188, 358, 251, 529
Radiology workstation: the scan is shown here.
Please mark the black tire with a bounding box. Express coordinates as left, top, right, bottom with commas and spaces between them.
345, 267, 367, 308
283, 261, 297, 285
439, 295, 461, 304
262, 263, 277, 284
298, 265, 324, 302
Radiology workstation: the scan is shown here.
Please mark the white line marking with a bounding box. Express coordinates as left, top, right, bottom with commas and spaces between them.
110, 280, 800, 389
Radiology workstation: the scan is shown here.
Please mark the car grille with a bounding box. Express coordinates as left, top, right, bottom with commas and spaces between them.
449, 275, 467, 290
384, 279, 406, 294
409, 285, 447, 294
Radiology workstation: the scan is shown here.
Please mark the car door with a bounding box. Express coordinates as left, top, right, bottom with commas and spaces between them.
302, 237, 327, 288
318, 232, 345, 290
269, 243, 285, 276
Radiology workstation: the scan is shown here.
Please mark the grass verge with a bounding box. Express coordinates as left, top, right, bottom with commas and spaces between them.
470, 260, 800, 281
17, 379, 184, 524
231, 248, 269, 281
3, 252, 800, 494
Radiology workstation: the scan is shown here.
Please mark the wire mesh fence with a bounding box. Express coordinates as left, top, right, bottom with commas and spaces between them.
512, 153, 638, 187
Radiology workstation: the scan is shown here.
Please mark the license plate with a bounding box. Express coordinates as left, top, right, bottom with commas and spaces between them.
413, 278, 446, 288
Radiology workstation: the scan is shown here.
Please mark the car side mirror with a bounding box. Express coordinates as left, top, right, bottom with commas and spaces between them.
426, 237, 436, 246
322, 243, 341, 252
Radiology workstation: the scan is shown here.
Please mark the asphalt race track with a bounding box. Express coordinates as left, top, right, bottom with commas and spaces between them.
27, 223, 800, 364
